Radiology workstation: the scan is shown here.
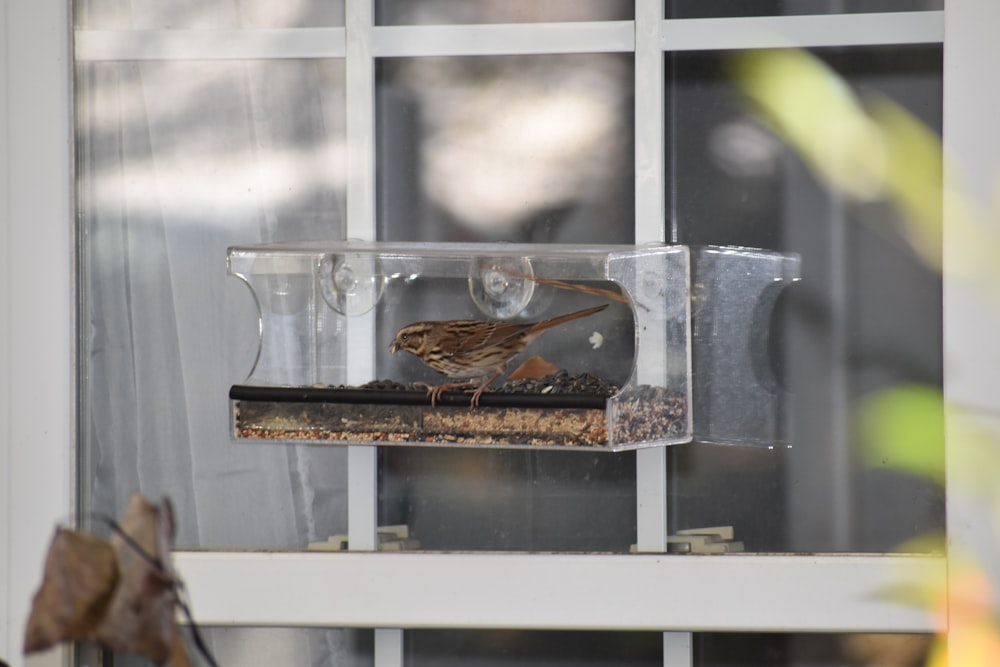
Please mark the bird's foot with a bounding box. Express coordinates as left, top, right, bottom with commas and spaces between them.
416, 381, 475, 407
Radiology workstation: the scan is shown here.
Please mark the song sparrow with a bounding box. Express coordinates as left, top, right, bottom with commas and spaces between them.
390, 304, 608, 407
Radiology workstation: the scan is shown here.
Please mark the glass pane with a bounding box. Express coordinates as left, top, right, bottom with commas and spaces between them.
409, 630, 660, 666
375, 52, 636, 552
206, 628, 371, 667
84, 627, 935, 667
376, 1, 632, 26
407, 631, 933, 666
667, 0, 942, 19
87, 627, 373, 666
379, 449, 639, 551
77, 59, 348, 549
376, 54, 634, 243
697, 633, 934, 666
372, 44, 943, 555
83, 629, 936, 666
75, 33, 943, 558
76, 0, 345, 28
668, 45, 944, 552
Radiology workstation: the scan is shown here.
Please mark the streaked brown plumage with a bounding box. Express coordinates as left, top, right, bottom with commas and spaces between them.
390, 304, 608, 407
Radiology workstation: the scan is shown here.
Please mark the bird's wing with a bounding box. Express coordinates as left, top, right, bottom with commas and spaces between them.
453, 321, 528, 353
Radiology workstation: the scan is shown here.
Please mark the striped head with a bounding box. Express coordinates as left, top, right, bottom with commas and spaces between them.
389, 322, 434, 357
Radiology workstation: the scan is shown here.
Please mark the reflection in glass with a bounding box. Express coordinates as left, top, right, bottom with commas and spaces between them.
76, 0, 345, 28
374, 43, 943, 555
666, 0, 942, 19
75, 37, 944, 559
375, 52, 637, 553
406, 631, 932, 666
376, 0, 632, 26
376, 54, 635, 243
668, 46, 944, 553
409, 630, 660, 666
103, 627, 372, 667
86, 627, 935, 666
77, 59, 348, 549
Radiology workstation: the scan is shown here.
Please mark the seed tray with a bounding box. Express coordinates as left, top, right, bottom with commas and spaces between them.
231, 379, 687, 452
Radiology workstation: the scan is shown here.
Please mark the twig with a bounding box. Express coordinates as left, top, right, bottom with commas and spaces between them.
93, 513, 221, 667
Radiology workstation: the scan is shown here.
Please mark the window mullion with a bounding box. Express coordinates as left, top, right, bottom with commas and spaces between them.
633, 0, 669, 553
636, 3, 690, 665
345, 4, 402, 665
344, 0, 378, 554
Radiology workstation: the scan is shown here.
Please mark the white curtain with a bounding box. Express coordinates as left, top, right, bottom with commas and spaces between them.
78, 56, 363, 664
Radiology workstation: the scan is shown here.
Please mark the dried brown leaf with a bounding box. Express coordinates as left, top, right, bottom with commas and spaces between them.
508, 355, 560, 380
23, 528, 119, 653
95, 494, 178, 664
23, 495, 198, 665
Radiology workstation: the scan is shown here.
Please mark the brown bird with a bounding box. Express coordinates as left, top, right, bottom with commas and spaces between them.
390, 304, 608, 407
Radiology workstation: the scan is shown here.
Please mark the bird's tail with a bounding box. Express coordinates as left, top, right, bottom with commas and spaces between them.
528, 304, 609, 336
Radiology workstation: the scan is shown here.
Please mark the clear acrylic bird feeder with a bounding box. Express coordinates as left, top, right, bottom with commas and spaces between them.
227, 241, 798, 451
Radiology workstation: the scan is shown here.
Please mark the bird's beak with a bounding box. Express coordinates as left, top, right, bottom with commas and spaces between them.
389, 341, 399, 354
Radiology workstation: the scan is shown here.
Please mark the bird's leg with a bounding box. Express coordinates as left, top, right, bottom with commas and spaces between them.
465, 371, 504, 408
415, 380, 477, 407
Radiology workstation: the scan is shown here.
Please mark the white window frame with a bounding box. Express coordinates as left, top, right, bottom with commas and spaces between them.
3, 2, 994, 666
2, 1, 75, 665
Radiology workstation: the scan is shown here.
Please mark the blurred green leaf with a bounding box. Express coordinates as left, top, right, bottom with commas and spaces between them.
732, 48, 1000, 303
870, 97, 944, 269
731, 49, 887, 203
855, 384, 945, 483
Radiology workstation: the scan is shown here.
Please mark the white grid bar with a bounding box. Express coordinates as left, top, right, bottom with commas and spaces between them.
633, 0, 670, 562
663, 633, 693, 664
344, 0, 379, 553
345, 2, 375, 243
347, 446, 378, 551
376, 628, 405, 667
635, 16, 681, 667
176, 551, 944, 633
635, 448, 669, 552
662, 11, 943, 51
634, 4, 666, 243
372, 21, 634, 57
73, 13, 944, 62
75, 28, 346, 61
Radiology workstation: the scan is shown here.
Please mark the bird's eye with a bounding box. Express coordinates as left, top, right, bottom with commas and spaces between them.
400, 333, 409, 341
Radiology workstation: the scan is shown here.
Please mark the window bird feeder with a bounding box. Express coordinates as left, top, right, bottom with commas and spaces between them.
227, 241, 799, 451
